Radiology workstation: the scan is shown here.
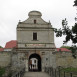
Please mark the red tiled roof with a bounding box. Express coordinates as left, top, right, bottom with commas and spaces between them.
0, 48, 4, 51
5, 40, 17, 48
57, 48, 71, 52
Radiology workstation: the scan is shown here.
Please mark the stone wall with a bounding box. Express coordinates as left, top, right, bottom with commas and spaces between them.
17, 29, 54, 44
0, 51, 11, 67
52, 51, 77, 68
0, 50, 77, 72
11, 52, 26, 71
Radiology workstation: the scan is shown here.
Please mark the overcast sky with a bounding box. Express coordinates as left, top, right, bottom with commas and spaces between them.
0, 0, 76, 48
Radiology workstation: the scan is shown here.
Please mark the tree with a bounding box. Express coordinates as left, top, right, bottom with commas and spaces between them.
54, 0, 77, 43
0, 67, 5, 77
74, 0, 77, 6
70, 45, 77, 58
54, 0, 77, 58
54, 18, 77, 44
0, 46, 3, 48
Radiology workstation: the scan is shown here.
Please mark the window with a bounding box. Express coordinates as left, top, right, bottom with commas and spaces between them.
46, 58, 48, 61
33, 32, 37, 40
34, 20, 36, 24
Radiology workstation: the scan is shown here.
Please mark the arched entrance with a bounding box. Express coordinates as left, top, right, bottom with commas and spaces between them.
29, 53, 41, 72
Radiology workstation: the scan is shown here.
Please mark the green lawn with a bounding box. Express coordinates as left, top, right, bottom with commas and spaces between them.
0, 67, 5, 77
61, 67, 77, 72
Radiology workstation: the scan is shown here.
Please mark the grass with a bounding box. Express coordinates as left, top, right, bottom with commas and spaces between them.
61, 67, 77, 72
0, 67, 5, 77
59, 67, 77, 77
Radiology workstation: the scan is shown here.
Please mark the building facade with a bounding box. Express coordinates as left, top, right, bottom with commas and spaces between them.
16, 11, 56, 71
0, 11, 77, 74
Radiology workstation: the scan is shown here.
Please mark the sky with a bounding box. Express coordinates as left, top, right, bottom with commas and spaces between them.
0, 0, 76, 48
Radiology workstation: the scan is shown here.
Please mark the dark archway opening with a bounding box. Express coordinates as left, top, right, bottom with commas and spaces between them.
29, 53, 41, 72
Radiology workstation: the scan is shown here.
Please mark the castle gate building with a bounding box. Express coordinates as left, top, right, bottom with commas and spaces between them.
16, 11, 56, 72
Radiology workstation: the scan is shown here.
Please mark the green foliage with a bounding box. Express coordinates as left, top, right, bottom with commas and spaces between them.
54, 18, 77, 58
61, 67, 77, 72
54, 18, 77, 44
74, 0, 77, 6
70, 45, 77, 58
0, 46, 3, 48
54, 28, 62, 37
72, 23, 77, 34
0, 67, 5, 77
60, 46, 70, 50
54, 0, 77, 58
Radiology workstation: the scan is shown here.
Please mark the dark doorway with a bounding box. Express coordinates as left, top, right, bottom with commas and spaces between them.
29, 53, 41, 72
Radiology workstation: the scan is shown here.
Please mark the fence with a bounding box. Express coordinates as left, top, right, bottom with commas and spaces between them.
44, 67, 54, 77
11, 67, 25, 77
44, 67, 77, 77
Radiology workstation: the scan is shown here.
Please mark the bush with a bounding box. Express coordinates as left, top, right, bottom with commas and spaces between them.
0, 67, 5, 77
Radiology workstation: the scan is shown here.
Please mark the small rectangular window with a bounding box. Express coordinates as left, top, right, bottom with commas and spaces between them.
46, 58, 48, 60
33, 32, 37, 40
34, 20, 36, 24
